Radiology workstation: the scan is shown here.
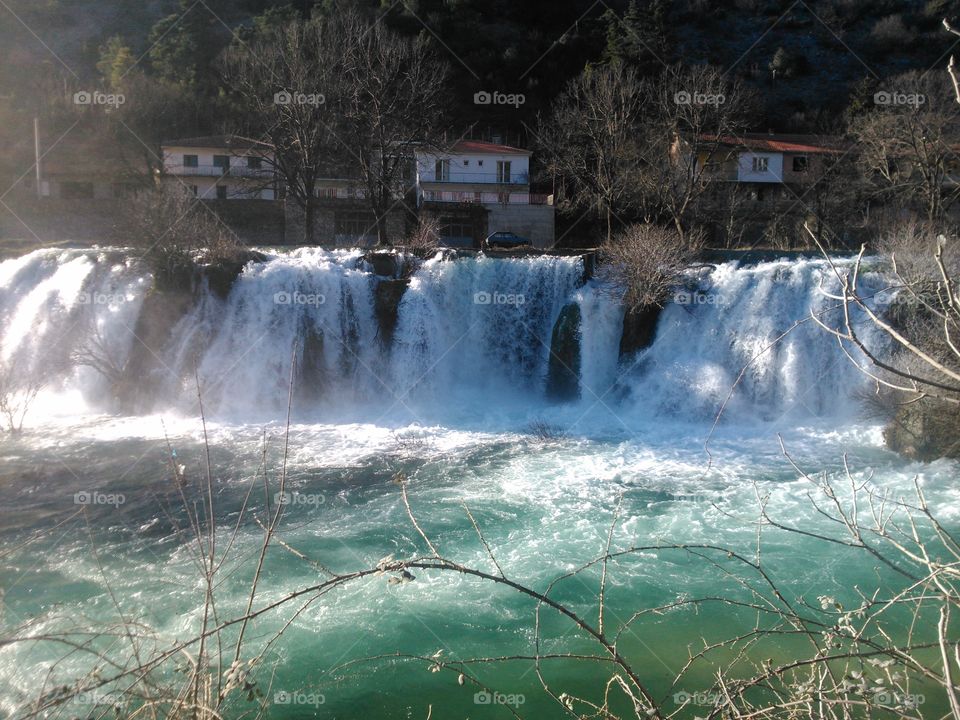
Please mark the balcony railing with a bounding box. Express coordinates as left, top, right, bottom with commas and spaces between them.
165, 164, 273, 179
419, 171, 530, 185
423, 190, 552, 205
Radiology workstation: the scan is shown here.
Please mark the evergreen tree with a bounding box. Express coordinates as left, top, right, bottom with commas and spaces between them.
147, 0, 229, 87
96, 36, 135, 89
602, 0, 670, 76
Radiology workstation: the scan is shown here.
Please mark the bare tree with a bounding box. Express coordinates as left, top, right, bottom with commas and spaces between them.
596, 223, 703, 311
335, 12, 450, 246
221, 12, 450, 246
538, 64, 647, 243
121, 184, 241, 283
805, 221, 960, 458
220, 20, 346, 244
0, 352, 44, 436
639, 64, 757, 240
849, 70, 960, 225
402, 214, 440, 252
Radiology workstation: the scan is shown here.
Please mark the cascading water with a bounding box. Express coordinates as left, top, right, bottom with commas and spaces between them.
0, 249, 148, 414
0, 248, 885, 424
618, 258, 886, 424
160, 248, 382, 418
388, 254, 584, 419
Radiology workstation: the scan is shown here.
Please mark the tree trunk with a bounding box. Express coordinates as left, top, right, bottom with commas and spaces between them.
375, 194, 391, 247
673, 216, 686, 245
303, 197, 315, 245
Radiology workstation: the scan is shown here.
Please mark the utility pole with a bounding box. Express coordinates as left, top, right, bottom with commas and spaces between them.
34, 117, 42, 198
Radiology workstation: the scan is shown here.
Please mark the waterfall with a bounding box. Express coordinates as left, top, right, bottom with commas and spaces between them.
619, 258, 886, 423
388, 254, 584, 413
162, 248, 382, 417
0, 249, 148, 413
0, 249, 887, 425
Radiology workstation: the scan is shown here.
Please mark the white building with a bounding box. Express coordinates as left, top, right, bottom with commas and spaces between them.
160, 135, 556, 247
413, 140, 554, 248
161, 135, 277, 200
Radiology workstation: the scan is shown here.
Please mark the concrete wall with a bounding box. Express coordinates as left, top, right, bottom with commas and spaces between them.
284, 200, 407, 246
486, 203, 555, 249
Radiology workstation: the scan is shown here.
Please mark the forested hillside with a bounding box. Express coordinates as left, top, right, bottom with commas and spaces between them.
2, 1, 957, 121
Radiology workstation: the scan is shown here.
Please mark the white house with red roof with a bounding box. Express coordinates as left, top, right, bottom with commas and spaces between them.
690, 133, 850, 185
413, 140, 555, 248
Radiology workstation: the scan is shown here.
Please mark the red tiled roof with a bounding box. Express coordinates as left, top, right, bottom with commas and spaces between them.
699, 133, 850, 154
450, 140, 531, 155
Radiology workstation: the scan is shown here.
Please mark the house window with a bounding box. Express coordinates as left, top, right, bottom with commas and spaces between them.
189, 185, 198, 197
792, 155, 809, 173
216, 185, 227, 200
478, 160, 483, 167
247, 156, 262, 169
752, 156, 769, 173
496, 160, 511, 183
213, 155, 230, 171
183, 154, 199, 168
464, 160, 470, 166
435, 159, 450, 182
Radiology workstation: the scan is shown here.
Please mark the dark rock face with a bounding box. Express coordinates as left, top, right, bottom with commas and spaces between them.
884, 399, 960, 462
619, 304, 662, 358
115, 288, 195, 413
364, 252, 400, 277
295, 325, 327, 411
547, 302, 582, 402
374, 278, 410, 347
116, 251, 269, 411
200, 250, 268, 299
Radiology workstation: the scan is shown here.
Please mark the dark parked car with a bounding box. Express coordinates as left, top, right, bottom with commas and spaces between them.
484, 231, 532, 249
